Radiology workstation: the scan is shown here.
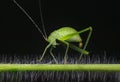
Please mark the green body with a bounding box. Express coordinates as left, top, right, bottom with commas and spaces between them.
13, 0, 93, 63
40, 26, 92, 63
47, 27, 82, 46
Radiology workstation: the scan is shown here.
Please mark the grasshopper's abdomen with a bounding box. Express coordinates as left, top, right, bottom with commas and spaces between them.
47, 27, 82, 45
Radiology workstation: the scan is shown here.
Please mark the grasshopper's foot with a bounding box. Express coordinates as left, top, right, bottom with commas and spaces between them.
54, 60, 58, 64
64, 58, 67, 64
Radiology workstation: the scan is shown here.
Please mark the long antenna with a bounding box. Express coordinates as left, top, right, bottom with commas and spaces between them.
38, 0, 47, 39
13, 0, 47, 40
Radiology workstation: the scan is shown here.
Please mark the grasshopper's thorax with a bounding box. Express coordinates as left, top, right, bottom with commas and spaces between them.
47, 27, 82, 46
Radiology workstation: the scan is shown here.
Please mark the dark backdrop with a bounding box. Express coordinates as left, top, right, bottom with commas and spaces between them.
0, 0, 120, 56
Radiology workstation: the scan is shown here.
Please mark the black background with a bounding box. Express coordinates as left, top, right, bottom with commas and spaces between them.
0, 0, 120, 56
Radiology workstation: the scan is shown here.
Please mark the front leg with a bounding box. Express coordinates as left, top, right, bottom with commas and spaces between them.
49, 46, 58, 64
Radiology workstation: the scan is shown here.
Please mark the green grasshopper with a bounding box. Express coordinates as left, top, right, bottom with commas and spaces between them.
13, 0, 92, 64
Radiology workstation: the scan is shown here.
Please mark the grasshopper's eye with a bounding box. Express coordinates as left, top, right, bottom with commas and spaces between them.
79, 42, 83, 48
